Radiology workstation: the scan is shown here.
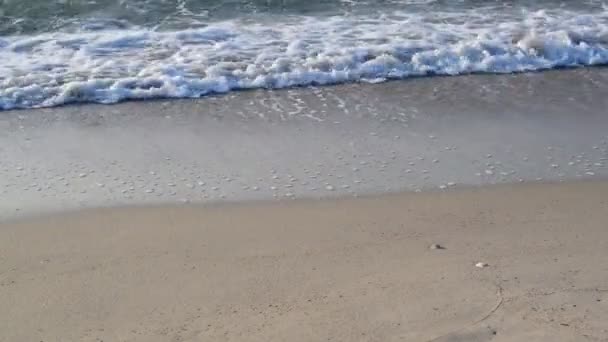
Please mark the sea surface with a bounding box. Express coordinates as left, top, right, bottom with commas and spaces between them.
1, 0, 608, 109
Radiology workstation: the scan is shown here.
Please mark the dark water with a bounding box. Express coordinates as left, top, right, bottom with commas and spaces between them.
1, 0, 605, 35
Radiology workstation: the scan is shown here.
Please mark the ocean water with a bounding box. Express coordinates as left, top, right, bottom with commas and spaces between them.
1, 0, 608, 109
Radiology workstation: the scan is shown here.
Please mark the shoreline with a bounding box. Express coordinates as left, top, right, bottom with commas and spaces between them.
2, 66, 606, 113
2, 180, 608, 341
2, 177, 605, 225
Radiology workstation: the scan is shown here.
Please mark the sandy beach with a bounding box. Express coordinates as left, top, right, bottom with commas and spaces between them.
3, 1, 608, 340
2, 181, 607, 342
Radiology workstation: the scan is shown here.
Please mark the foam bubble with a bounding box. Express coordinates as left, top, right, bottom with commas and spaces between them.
2, 7, 608, 109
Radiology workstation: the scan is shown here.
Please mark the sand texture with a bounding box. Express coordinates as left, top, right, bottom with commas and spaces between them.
1, 181, 608, 341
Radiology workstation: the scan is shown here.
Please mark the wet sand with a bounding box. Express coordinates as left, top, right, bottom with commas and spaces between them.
2, 68, 608, 220
1, 181, 608, 342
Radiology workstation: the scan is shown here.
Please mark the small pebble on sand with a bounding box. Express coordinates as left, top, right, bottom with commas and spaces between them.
475, 262, 488, 268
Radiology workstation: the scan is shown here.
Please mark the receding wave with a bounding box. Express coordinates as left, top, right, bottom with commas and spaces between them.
1, 6, 608, 109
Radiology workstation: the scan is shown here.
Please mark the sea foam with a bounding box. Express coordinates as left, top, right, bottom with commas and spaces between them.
1, 7, 608, 109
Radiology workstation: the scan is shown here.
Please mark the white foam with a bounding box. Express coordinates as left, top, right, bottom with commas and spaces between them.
2, 7, 608, 109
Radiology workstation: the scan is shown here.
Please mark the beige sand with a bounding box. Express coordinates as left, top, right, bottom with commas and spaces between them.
1, 182, 608, 342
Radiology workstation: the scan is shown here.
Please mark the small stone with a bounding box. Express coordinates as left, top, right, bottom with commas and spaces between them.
430, 244, 444, 250
325, 185, 335, 191
475, 262, 488, 268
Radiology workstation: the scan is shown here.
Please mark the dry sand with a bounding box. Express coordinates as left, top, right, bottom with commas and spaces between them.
1, 181, 608, 342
